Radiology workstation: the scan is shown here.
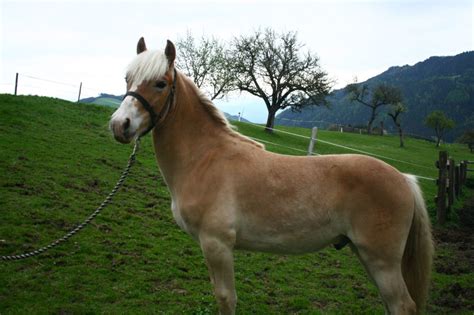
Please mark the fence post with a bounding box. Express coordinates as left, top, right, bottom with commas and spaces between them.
14, 73, 19, 96
455, 164, 460, 199
307, 127, 318, 156
447, 158, 455, 209
435, 151, 448, 225
77, 82, 82, 102
462, 160, 469, 185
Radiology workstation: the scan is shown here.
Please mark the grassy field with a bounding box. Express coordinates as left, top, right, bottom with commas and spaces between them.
0, 94, 473, 314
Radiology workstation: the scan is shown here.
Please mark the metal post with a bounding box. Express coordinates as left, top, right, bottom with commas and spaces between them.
14, 73, 19, 96
307, 127, 318, 156
77, 82, 82, 102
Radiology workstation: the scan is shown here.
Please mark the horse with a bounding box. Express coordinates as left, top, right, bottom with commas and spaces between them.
109, 38, 434, 315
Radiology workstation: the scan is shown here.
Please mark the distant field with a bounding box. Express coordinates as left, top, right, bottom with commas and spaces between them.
0, 95, 472, 314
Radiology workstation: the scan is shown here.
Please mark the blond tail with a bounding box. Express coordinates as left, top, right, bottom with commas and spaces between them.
402, 174, 434, 313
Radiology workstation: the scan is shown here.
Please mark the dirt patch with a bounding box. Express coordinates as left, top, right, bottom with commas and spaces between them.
434, 282, 474, 311
433, 228, 473, 275
431, 191, 474, 311
433, 188, 474, 275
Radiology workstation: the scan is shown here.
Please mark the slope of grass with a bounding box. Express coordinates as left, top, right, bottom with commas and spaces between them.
0, 95, 472, 314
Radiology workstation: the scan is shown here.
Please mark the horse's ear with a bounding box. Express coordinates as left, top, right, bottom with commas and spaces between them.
165, 40, 176, 65
137, 37, 147, 54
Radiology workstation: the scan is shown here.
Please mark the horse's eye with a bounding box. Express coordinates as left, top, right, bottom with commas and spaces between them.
155, 81, 167, 89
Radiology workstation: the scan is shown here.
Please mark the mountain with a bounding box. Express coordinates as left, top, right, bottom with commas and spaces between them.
276, 51, 474, 141
224, 112, 250, 123
80, 93, 122, 107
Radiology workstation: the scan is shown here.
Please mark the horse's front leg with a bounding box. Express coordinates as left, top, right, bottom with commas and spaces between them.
200, 233, 237, 315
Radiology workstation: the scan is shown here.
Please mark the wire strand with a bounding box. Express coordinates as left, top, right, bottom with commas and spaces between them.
244, 122, 435, 171
21, 74, 79, 88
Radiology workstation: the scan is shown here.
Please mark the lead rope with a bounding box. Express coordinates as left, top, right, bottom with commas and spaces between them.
1, 137, 141, 261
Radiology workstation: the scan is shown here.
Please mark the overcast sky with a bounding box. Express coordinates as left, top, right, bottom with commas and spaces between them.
1, 0, 472, 122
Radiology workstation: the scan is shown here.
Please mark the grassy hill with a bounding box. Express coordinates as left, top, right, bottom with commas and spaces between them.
0, 95, 473, 314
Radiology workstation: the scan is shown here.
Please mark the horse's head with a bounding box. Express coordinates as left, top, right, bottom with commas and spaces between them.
110, 37, 176, 143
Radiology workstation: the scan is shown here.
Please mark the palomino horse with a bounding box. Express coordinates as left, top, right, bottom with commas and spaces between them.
110, 38, 434, 315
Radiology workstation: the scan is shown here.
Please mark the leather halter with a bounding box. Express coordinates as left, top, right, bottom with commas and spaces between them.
123, 68, 177, 137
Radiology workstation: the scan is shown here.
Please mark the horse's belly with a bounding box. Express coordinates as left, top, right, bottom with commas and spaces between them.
171, 200, 190, 233
234, 222, 340, 254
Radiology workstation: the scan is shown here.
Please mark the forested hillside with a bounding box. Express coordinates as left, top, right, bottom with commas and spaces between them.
277, 51, 474, 141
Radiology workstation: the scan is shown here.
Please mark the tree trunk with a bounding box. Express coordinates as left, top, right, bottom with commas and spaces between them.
265, 108, 277, 133
367, 108, 376, 135
435, 127, 442, 147
398, 125, 404, 148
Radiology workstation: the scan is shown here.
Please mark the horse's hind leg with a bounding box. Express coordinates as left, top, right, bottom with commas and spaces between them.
354, 244, 416, 315
200, 234, 237, 315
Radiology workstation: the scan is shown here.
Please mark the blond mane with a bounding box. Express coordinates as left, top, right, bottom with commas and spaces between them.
183, 75, 265, 149
126, 50, 168, 85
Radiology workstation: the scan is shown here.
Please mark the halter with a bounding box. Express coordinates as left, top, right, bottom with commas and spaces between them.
123, 68, 177, 137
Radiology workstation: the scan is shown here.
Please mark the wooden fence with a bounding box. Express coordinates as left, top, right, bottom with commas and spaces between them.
435, 151, 472, 225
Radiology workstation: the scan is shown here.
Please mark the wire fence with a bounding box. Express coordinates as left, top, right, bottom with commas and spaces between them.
8, 72, 105, 102
276, 116, 434, 142
247, 136, 319, 156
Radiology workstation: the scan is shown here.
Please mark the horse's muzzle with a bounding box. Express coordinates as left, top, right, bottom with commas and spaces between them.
110, 118, 135, 144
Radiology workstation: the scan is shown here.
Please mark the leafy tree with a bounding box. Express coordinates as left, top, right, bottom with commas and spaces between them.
457, 129, 474, 153
176, 32, 234, 100
424, 110, 455, 147
388, 102, 407, 147
346, 83, 403, 134
230, 28, 331, 132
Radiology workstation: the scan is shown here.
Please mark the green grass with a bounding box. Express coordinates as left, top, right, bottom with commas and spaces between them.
0, 94, 473, 314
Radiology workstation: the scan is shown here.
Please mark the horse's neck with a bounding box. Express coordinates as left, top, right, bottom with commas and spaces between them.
152, 77, 227, 187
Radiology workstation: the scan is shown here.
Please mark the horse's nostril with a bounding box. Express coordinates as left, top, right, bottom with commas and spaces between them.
123, 118, 130, 131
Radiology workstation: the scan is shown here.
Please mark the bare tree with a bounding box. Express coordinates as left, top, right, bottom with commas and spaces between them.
230, 29, 331, 132
388, 102, 407, 147
176, 32, 234, 100
346, 83, 403, 135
